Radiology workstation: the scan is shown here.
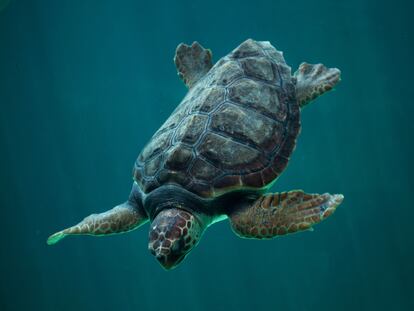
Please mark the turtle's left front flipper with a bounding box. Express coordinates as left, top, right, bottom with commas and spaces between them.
47, 184, 148, 245
228, 190, 343, 239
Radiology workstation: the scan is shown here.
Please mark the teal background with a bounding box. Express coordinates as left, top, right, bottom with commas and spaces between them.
1, 0, 413, 310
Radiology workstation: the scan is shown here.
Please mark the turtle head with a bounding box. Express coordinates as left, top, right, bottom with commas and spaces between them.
148, 208, 204, 270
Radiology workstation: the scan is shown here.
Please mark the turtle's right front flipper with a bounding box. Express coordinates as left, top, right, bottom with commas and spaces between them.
47, 184, 148, 245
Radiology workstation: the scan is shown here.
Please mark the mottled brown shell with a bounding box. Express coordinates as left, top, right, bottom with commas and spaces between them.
133, 39, 300, 198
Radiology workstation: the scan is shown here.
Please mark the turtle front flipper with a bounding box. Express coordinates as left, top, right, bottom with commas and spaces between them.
47, 184, 148, 245
294, 62, 341, 107
174, 41, 213, 88
228, 190, 343, 239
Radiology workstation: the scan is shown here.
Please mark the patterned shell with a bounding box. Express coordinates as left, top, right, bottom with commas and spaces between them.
133, 39, 301, 198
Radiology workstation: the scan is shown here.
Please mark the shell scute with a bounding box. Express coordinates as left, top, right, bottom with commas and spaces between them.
210, 104, 282, 152
189, 86, 225, 113
241, 171, 265, 188
174, 114, 208, 144
228, 79, 287, 123
272, 155, 289, 175
157, 168, 191, 186
240, 57, 275, 82
139, 130, 173, 163
190, 158, 221, 181
231, 39, 262, 59
206, 60, 244, 86
261, 166, 279, 185
213, 175, 242, 191
197, 132, 261, 170
189, 181, 214, 198
164, 144, 193, 170
144, 154, 163, 176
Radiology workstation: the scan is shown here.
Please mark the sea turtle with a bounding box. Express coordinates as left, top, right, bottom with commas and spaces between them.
47, 39, 343, 270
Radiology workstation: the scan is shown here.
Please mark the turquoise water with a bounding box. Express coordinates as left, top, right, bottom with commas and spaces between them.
1, 0, 413, 310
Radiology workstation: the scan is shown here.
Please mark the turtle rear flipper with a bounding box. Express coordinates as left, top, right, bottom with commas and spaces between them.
294, 62, 341, 107
174, 41, 213, 88
228, 190, 343, 239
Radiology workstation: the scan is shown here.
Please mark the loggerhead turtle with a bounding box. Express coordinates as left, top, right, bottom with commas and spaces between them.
47, 39, 343, 270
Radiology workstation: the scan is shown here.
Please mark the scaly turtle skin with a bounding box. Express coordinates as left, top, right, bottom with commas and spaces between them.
47, 39, 343, 270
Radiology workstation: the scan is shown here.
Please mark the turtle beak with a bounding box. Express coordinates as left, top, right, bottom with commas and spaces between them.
154, 250, 185, 270
148, 238, 186, 270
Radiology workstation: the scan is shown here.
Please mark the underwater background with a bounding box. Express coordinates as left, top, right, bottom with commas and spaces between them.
1, 0, 413, 310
